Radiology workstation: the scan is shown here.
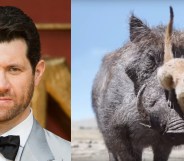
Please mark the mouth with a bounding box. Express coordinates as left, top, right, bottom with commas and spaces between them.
0, 97, 12, 100
0, 97, 13, 103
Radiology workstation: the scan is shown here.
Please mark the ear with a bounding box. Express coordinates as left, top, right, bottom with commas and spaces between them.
34, 60, 45, 86
129, 14, 151, 42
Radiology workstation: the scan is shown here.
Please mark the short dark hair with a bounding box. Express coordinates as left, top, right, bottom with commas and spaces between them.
0, 6, 41, 72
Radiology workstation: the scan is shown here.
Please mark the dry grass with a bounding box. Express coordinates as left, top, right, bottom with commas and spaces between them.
72, 118, 184, 161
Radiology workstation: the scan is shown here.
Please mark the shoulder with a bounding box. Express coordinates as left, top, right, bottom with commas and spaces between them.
44, 129, 71, 161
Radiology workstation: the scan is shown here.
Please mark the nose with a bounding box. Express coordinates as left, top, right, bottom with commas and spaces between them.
0, 71, 10, 93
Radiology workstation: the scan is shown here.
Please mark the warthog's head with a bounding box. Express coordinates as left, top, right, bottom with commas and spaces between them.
127, 7, 184, 133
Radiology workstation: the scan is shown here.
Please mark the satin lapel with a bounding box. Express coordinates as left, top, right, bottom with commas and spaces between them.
21, 118, 55, 161
20, 145, 37, 161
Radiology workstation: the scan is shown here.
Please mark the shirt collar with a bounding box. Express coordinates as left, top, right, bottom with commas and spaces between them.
1, 108, 33, 148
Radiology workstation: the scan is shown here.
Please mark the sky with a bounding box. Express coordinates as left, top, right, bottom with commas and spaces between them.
72, 0, 184, 121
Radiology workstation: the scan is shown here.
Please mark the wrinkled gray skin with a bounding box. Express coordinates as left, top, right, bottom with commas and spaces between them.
92, 15, 184, 161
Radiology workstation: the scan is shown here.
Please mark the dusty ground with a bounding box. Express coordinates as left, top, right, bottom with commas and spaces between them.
72, 118, 184, 161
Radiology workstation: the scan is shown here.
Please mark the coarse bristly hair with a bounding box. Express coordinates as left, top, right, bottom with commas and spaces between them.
92, 6, 184, 161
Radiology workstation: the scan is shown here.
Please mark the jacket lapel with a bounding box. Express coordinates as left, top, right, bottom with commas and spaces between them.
21, 118, 55, 161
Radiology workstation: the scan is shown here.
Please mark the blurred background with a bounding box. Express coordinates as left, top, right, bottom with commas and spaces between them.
0, 1, 71, 141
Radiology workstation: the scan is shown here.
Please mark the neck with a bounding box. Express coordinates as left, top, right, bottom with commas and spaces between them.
0, 107, 30, 135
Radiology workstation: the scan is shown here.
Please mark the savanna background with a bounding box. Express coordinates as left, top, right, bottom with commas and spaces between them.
72, 0, 184, 160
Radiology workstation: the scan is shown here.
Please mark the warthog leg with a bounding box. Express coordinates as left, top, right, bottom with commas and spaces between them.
152, 143, 172, 161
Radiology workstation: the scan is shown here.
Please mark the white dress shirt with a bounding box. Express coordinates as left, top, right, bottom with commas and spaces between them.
0, 108, 33, 161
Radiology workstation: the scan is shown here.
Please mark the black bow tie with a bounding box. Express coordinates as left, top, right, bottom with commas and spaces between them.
0, 135, 20, 160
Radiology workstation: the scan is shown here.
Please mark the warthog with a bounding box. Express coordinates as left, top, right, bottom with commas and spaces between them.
92, 7, 184, 161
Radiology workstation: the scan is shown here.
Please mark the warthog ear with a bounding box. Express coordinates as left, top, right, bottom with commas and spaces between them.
130, 15, 151, 42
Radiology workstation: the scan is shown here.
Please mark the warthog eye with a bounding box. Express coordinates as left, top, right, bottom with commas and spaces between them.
145, 53, 157, 71
147, 51, 163, 65
147, 53, 155, 63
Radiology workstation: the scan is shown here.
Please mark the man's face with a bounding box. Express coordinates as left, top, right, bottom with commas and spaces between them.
0, 39, 44, 122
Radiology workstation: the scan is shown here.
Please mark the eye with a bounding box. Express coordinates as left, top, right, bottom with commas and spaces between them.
144, 52, 157, 72
147, 53, 155, 63
8, 67, 22, 74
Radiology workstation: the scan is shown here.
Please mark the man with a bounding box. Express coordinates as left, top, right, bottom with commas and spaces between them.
0, 6, 71, 161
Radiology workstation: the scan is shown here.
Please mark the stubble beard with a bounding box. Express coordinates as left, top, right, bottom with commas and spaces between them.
0, 79, 34, 122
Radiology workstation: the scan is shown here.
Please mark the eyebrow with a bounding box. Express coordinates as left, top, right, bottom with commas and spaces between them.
6, 64, 25, 69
